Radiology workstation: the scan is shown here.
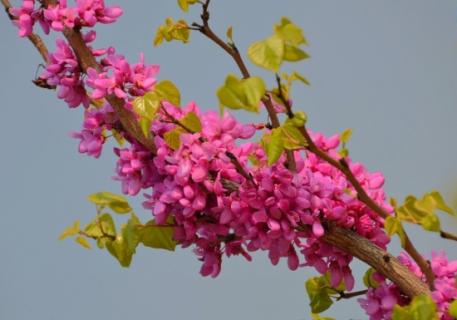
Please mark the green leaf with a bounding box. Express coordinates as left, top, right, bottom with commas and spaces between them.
181, 112, 202, 133
217, 74, 266, 112
448, 300, 457, 319
164, 127, 184, 150
283, 45, 310, 62
155, 80, 181, 106
87, 192, 132, 214
177, 0, 198, 12
226, 26, 233, 42
305, 276, 334, 314
106, 213, 141, 268
139, 220, 176, 251
111, 128, 125, 146
133, 91, 160, 120
396, 191, 454, 233
363, 268, 380, 289
385, 216, 407, 247
340, 128, 353, 143
154, 17, 190, 46
261, 128, 285, 166
274, 17, 308, 46
311, 314, 335, 320
291, 111, 307, 127
392, 294, 438, 320
282, 120, 307, 150
84, 213, 117, 238
75, 236, 91, 249
139, 118, 152, 138
288, 71, 310, 86
247, 34, 284, 72
59, 220, 80, 240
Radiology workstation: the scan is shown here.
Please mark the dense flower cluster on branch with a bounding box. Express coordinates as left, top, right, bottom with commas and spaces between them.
7, 0, 457, 319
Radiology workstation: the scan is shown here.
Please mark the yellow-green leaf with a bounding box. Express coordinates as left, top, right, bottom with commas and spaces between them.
340, 128, 353, 143
106, 213, 141, 267
396, 191, 454, 233
226, 26, 233, 42
87, 192, 132, 214
311, 314, 335, 320
290, 111, 307, 127
261, 128, 285, 166
283, 44, 309, 62
247, 34, 284, 72
154, 17, 190, 46
181, 112, 202, 133
84, 213, 117, 238
448, 300, 457, 318
133, 91, 160, 120
282, 121, 307, 150
392, 294, 438, 320
363, 268, 380, 289
289, 71, 310, 86
177, 0, 198, 12
155, 80, 181, 106
164, 127, 184, 150
111, 128, 125, 146
217, 74, 266, 112
305, 276, 334, 314
274, 17, 308, 46
75, 236, 91, 249
139, 220, 176, 251
385, 216, 407, 247
139, 118, 152, 138
59, 220, 80, 240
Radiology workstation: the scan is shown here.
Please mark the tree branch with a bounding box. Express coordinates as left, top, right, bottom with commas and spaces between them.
1, 0, 50, 63
322, 223, 430, 298
299, 126, 435, 289
193, 0, 296, 172
440, 230, 457, 242
334, 289, 369, 301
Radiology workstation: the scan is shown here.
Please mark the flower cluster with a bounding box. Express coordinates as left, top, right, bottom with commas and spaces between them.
9, 0, 160, 158
106, 100, 392, 285
9, 0, 122, 37
358, 251, 457, 320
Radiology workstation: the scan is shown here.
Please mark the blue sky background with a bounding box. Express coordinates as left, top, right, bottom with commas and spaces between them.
1, 1, 457, 319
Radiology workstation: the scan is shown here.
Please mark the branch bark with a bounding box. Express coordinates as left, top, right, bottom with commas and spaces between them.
323, 223, 430, 297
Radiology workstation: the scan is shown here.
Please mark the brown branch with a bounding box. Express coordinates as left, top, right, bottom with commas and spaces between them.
334, 289, 369, 301
440, 230, 457, 242
299, 126, 435, 289
2, 0, 50, 63
193, 0, 296, 172
275, 73, 293, 118
160, 103, 195, 134
225, 151, 257, 187
33, 0, 156, 154
322, 223, 430, 298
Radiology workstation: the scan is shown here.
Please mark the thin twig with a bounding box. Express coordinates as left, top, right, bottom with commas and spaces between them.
335, 289, 369, 301
193, 0, 296, 172
299, 126, 435, 289
225, 151, 257, 187
440, 230, 457, 242
160, 103, 195, 134
1, 0, 50, 63
275, 73, 293, 118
